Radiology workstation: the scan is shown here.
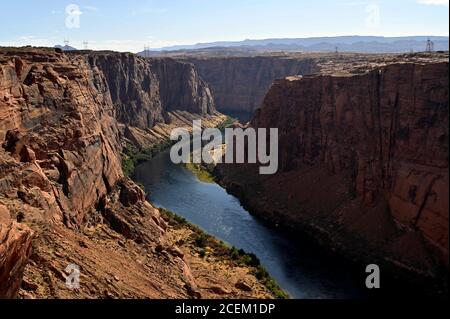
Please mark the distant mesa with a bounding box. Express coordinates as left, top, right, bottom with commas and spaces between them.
54, 44, 78, 51
145, 36, 449, 54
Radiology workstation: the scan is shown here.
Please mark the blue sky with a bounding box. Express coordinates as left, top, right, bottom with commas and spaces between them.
0, 0, 448, 52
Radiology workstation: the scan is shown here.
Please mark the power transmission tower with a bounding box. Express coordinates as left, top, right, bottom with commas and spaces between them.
144, 46, 150, 58
83, 41, 89, 50
64, 39, 70, 47
426, 38, 434, 52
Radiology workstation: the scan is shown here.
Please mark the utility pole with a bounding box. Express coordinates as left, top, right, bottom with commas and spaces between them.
426, 38, 434, 53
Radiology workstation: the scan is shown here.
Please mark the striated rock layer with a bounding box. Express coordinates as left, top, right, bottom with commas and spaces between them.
0, 204, 33, 298
0, 47, 271, 299
82, 52, 215, 129
216, 56, 449, 294
187, 56, 319, 115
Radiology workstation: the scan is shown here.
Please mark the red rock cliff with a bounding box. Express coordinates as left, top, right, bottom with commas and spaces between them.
217, 57, 449, 290
0, 49, 123, 225
0, 48, 124, 297
83, 52, 215, 130
188, 56, 318, 115
0, 48, 270, 299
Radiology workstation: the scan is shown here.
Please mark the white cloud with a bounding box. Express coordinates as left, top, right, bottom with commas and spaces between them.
83, 6, 99, 12
18, 35, 35, 41
130, 8, 168, 16
89, 39, 177, 53
417, 0, 449, 6
0, 36, 53, 48
343, 1, 372, 6
0, 36, 185, 53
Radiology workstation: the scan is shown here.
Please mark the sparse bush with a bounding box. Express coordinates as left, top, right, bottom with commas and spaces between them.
152, 208, 288, 299
252, 265, 288, 299
122, 139, 173, 177
193, 233, 209, 248
136, 182, 146, 193
159, 208, 188, 227
16, 211, 25, 223
217, 116, 237, 131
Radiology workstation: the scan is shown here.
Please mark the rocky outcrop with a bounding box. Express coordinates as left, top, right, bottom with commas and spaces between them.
0, 48, 123, 226
187, 56, 318, 116
0, 47, 272, 299
83, 52, 215, 129
216, 56, 449, 293
0, 205, 33, 298
0, 48, 124, 296
121, 110, 226, 151
151, 58, 215, 115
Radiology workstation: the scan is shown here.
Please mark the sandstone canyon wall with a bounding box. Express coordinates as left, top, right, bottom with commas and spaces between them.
216, 56, 449, 293
0, 48, 271, 299
187, 56, 319, 116
81, 52, 215, 129
0, 48, 123, 297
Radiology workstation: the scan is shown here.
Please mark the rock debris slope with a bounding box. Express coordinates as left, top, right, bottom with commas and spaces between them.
187, 56, 319, 115
216, 53, 449, 294
0, 47, 272, 299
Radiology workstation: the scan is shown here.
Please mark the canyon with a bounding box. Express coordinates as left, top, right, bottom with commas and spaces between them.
0, 47, 274, 299
0, 46, 448, 299
185, 56, 318, 115
215, 52, 449, 295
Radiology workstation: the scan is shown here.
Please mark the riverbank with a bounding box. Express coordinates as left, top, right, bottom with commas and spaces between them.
134, 149, 370, 298
160, 209, 288, 299
212, 164, 449, 298
121, 112, 230, 177
123, 115, 287, 299
171, 145, 448, 297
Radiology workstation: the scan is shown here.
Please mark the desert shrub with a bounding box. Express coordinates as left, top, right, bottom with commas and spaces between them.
122, 139, 173, 177
193, 233, 209, 248
159, 208, 188, 227
252, 265, 288, 299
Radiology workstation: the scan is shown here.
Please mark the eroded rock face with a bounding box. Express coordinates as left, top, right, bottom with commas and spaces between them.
0, 205, 33, 298
0, 49, 123, 225
254, 62, 449, 254
188, 56, 319, 115
151, 58, 215, 115
84, 52, 215, 130
0, 48, 126, 297
217, 58, 449, 289
85, 52, 164, 129
0, 48, 272, 299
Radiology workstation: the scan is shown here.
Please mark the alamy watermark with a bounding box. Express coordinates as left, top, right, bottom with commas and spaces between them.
65, 4, 82, 29
365, 2, 381, 29
65, 263, 81, 289
170, 120, 279, 175
365, 264, 380, 289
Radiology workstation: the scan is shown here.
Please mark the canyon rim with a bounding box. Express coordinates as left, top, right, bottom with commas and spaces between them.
0, 2, 449, 314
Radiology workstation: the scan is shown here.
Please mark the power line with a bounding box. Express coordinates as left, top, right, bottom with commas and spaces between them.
426, 38, 434, 53
144, 46, 150, 58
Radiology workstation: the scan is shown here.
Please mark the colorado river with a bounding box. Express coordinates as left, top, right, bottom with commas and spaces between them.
134, 150, 366, 299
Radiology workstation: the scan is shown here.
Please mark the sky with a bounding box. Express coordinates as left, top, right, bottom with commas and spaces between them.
0, 0, 448, 52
